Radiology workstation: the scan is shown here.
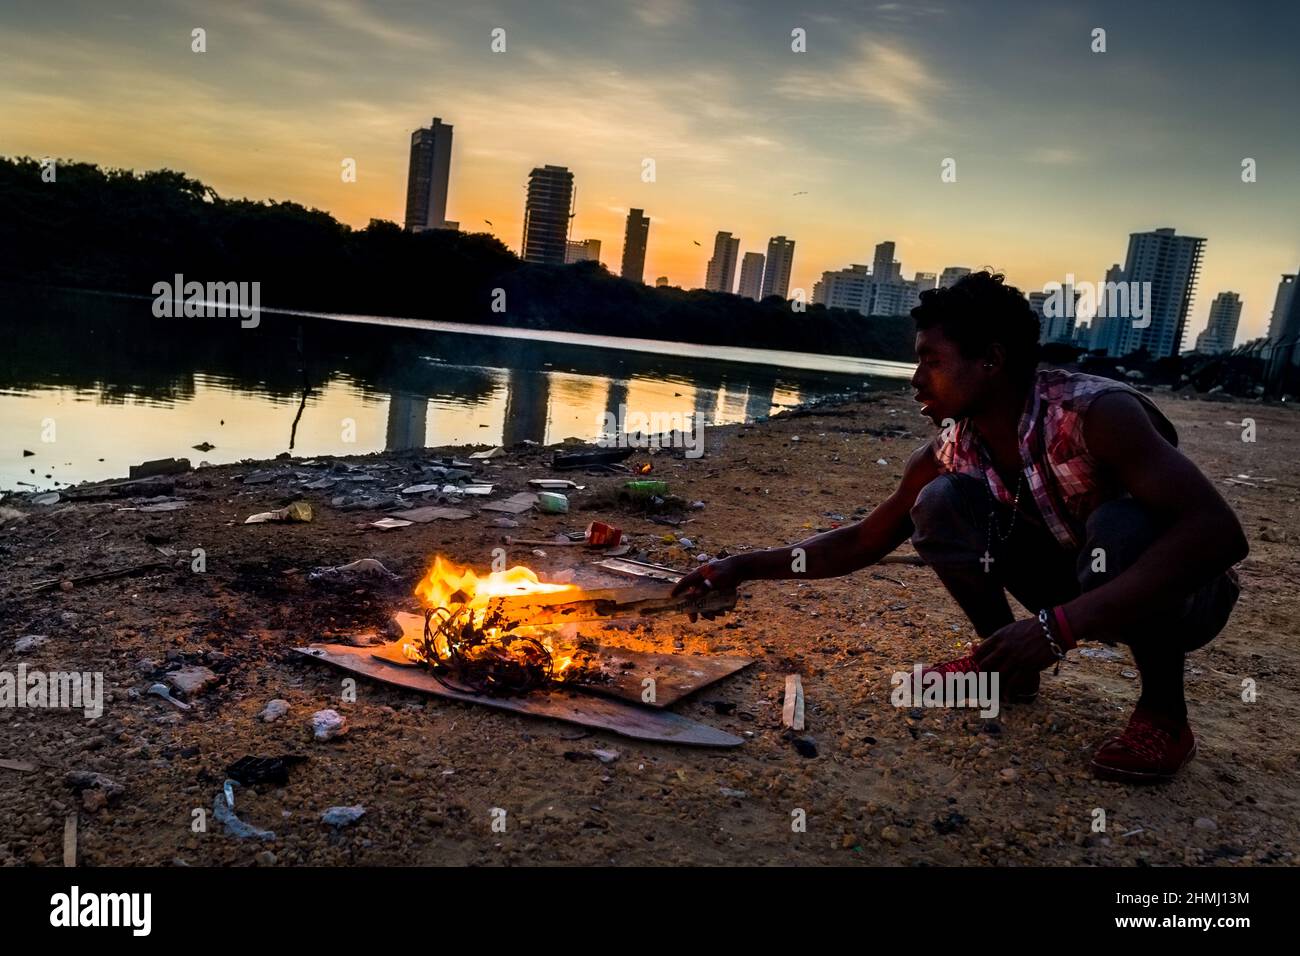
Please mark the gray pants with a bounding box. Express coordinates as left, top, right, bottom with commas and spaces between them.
909, 473, 1240, 654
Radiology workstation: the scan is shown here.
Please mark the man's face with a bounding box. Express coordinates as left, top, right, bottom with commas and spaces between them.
911, 327, 990, 425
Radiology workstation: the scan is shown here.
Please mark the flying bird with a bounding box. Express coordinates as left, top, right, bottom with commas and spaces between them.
484, 219, 494, 226
692, 240, 701, 246
793, 191, 808, 196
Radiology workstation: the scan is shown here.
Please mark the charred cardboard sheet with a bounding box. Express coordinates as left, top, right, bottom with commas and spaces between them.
384, 616, 754, 707
295, 643, 744, 747
383, 611, 752, 708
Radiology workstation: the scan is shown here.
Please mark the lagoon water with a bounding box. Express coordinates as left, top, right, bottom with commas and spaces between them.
0, 286, 916, 491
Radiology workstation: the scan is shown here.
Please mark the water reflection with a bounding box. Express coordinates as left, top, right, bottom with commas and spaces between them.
0, 285, 913, 489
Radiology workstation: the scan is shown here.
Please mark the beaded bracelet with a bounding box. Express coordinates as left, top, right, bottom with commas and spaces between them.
1037, 608, 1067, 675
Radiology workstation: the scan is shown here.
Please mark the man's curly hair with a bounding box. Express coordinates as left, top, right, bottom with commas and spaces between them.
911, 271, 1041, 382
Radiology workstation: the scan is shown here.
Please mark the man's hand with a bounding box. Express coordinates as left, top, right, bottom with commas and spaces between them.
671, 555, 748, 621
972, 618, 1058, 678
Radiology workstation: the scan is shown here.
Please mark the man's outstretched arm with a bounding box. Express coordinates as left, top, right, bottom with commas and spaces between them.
672, 441, 940, 598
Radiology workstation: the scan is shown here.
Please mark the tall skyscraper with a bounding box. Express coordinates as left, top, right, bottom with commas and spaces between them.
872, 241, 900, 282
620, 208, 650, 283
521, 165, 574, 265
761, 236, 796, 299
1267, 274, 1297, 343
737, 252, 765, 300
565, 239, 601, 264
405, 117, 457, 232
913, 272, 938, 293
938, 267, 971, 288
1089, 263, 1127, 354
1114, 227, 1205, 358
1194, 291, 1243, 354
705, 232, 741, 293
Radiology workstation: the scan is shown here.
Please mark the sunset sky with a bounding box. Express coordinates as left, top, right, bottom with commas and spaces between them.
2, 0, 1298, 344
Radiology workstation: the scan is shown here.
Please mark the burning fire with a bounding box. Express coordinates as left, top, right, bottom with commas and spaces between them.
408, 555, 594, 691
414, 554, 575, 611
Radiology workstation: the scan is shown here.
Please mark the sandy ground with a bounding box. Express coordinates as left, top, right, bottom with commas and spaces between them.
1, 385, 1297, 866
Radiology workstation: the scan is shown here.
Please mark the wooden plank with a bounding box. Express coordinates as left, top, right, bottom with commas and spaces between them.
387, 506, 473, 522
63, 814, 77, 867
383, 613, 752, 708
488, 584, 737, 625
23, 560, 166, 595
595, 557, 684, 583
295, 644, 744, 747
782, 674, 805, 731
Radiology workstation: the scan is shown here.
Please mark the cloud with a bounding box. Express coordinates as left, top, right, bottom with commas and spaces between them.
634, 0, 691, 28
774, 37, 942, 138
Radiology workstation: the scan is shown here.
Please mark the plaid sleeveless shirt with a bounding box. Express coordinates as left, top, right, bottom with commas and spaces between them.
930, 368, 1177, 549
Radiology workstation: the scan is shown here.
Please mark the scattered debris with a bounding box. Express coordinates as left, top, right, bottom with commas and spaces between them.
308, 558, 398, 581
1077, 646, 1125, 662
370, 517, 413, 530
528, 479, 585, 491
129, 457, 191, 480
595, 557, 684, 583
213, 787, 275, 841
63, 475, 176, 501
719, 787, 747, 799
244, 501, 313, 524
0, 758, 37, 773
310, 709, 348, 741
469, 447, 505, 460
147, 683, 193, 711
14, 634, 49, 653
226, 755, 307, 787
444, 483, 494, 496
592, 748, 620, 764
321, 805, 366, 827
192, 441, 215, 452
398, 483, 442, 495
258, 699, 290, 722
482, 492, 539, 515
535, 492, 569, 514
164, 665, 219, 698
31, 492, 60, 506
585, 521, 623, 547
552, 447, 634, 470
386, 505, 472, 522
64, 771, 124, 807
782, 674, 806, 731
134, 499, 188, 512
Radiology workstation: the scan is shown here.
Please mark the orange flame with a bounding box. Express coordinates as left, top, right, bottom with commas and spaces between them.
409, 555, 587, 680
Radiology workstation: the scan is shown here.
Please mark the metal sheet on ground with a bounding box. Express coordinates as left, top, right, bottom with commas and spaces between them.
294, 644, 744, 747
384, 612, 752, 707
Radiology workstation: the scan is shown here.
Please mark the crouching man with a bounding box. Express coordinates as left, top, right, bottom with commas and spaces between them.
674, 272, 1246, 782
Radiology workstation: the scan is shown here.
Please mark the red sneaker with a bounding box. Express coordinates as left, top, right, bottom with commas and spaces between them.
1090, 708, 1196, 783
921, 654, 1040, 704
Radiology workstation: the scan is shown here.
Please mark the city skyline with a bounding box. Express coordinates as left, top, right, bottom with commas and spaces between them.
2, 1, 1297, 342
